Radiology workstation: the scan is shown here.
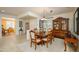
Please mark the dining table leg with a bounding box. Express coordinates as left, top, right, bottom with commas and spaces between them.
46, 41, 48, 48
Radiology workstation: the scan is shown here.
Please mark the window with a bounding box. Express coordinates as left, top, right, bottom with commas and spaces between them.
6, 21, 15, 29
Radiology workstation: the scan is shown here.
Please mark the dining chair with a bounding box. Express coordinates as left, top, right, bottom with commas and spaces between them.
29, 30, 43, 50
42, 30, 54, 48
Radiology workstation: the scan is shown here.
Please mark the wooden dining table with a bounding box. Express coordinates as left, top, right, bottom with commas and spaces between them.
35, 31, 48, 39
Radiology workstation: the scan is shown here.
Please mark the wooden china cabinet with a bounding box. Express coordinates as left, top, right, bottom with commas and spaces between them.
52, 17, 69, 38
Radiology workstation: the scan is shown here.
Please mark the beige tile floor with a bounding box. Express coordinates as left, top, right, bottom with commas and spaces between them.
0, 33, 78, 52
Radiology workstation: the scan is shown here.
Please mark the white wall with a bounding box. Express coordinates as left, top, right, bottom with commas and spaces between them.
22, 19, 29, 34
22, 18, 39, 32
16, 11, 74, 36
28, 11, 75, 32
29, 18, 39, 30
22, 11, 75, 33
18, 11, 39, 34
17, 18, 37, 35
15, 18, 19, 35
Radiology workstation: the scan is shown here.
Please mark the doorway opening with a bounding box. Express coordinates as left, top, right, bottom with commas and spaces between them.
2, 17, 16, 36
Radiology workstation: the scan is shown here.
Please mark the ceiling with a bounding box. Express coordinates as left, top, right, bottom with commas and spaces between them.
0, 7, 76, 16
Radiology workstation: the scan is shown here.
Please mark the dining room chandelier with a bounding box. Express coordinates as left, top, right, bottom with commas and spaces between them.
40, 9, 53, 20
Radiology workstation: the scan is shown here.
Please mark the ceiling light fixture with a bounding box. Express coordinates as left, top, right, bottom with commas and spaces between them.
40, 9, 53, 20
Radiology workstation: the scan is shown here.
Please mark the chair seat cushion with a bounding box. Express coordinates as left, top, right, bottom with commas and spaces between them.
32, 39, 41, 43
42, 38, 51, 41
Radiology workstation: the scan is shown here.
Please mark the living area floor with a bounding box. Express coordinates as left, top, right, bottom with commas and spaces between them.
0, 33, 78, 52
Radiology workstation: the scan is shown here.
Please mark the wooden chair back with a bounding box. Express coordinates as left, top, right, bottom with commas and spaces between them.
47, 31, 53, 40
29, 30, 36, 40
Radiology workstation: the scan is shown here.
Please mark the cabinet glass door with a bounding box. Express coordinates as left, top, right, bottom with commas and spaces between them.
61, 20, 67, 30
53, 22, 60, 30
